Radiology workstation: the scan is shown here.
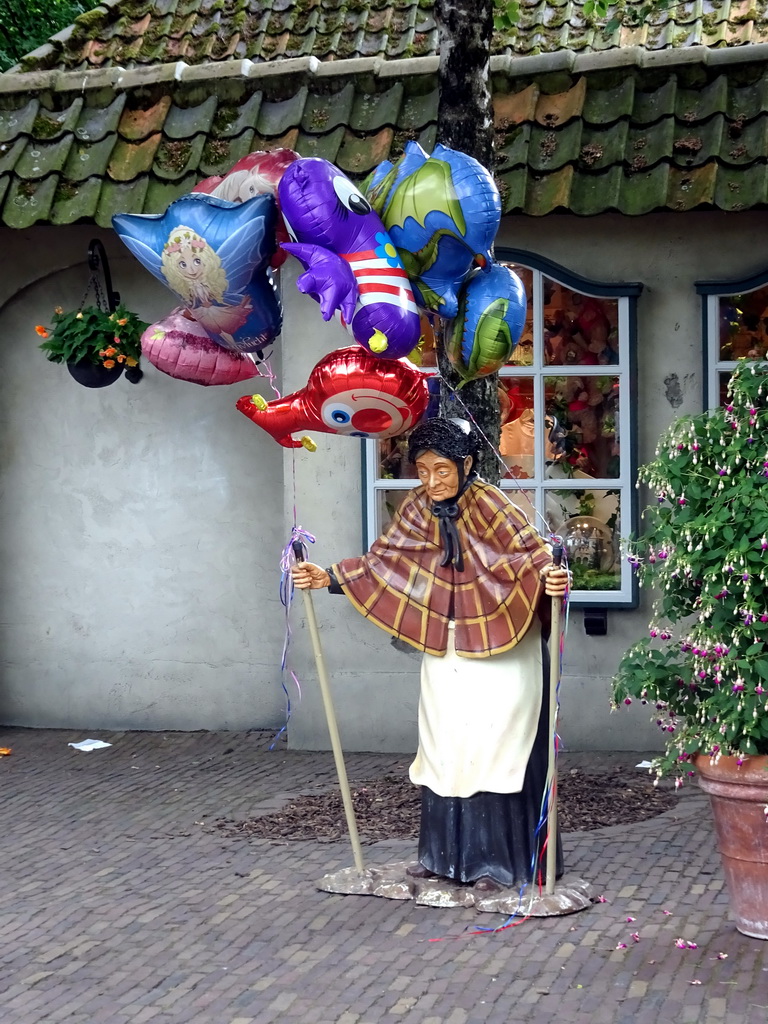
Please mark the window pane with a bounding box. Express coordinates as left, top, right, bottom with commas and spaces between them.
499, 376, 535, 478
502, 487, 537, 522
501, 264, 533, 366
719, 288, 768, 361
377, 434, 416, 480
545, 375, 620, 479
545, 488, 621, 591
543, 280, 619, 367
376, 488, 410, 532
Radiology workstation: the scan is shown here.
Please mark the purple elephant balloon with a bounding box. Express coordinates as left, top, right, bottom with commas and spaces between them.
278, 158, 421, 359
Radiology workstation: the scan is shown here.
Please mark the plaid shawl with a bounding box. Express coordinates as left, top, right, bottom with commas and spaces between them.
332, 481, 552, 658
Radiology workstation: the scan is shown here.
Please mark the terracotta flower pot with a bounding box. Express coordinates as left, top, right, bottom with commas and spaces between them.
694, 753, 768, 939
67, 360, 124, 389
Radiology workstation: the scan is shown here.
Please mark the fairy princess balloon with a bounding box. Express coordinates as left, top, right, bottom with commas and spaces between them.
113, 193, 281, 355
365, 142, 501, 321
277, 158, 421, 359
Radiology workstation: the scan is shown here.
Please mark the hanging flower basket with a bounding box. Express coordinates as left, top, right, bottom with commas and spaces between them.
37, 304, 147, 388
66, 359, 125, 389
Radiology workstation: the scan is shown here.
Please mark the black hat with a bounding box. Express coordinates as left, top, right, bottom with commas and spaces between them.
407, 417, 479, 471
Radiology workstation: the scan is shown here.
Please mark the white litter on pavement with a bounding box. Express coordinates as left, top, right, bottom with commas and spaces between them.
68, 739, 112, 752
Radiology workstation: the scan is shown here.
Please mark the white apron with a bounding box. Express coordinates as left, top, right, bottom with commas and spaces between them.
409, 620, 543, 798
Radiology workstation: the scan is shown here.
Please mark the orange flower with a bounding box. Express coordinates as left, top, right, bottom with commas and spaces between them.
117, 318, 128, 326
125, 357, 138, 367
104, 346, 117, 357
103, 359, 116, 369
35, 325, 49, 337
99, 349, 106, 357
0, 747, 11, 757
116, 354, 126, 363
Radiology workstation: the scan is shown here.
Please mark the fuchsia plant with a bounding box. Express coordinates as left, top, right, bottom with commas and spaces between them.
613, 362, 768, 777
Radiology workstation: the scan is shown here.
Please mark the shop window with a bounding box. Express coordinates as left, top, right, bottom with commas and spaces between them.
363, 251, 642, 606
697, 270, 768, 409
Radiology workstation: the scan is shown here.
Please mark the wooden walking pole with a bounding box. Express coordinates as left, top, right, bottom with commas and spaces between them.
292, 542, 365, 875
545, 544, 564, 895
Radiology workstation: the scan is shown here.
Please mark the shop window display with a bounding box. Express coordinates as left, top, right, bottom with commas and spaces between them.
698, 276, 768, 409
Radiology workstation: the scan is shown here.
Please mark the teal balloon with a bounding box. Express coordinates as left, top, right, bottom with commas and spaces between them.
448, 264, 527, 384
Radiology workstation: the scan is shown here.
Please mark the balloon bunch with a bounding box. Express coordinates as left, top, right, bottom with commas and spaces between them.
114, 143, 523, 441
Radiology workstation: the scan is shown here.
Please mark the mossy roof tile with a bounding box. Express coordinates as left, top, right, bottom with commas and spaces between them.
76, 94, 128, 143
397, 81, 438, 131
108, 133, 163, 180
117, 96, 173, 141
528, 119, 583, 172
15, 135, 76, 179
350, 82, 404, 132
94, 176, 150, 225
714, 163, 768, 213
3, 175, 58, 228
0, 137, 28, 175
0, 98, 40, 143
619, 163, 670, 215
154, 132, 206, 178
524, 165, 574, 214
293, 124, 345, 160
198, 127, 254, 174
581, 77, 635, 125
302, 82, 356, 132
63, 133, 118, 181
256, 87, 309, 135
569, 165, 624, 215
668, 163, 718, 210
50, 176, 102, 223
335, 126, 394, 175
163, 95, 218, 138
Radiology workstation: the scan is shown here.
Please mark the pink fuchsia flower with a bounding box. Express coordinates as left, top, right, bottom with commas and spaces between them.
662, 910, 672, 915
675, 938, 687, 948
689, 980, 702, 985
687, 941, 698, 949
712, 953, 728, 960
615, 942, 627, 950
626, 916, 635, 923
631, 933, 640, 943
761, 537, 768, 551
623, 697, 632, 705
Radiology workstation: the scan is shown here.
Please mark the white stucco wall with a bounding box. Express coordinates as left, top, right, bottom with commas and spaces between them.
0, 226, 286, 730
3, 211, 767, 749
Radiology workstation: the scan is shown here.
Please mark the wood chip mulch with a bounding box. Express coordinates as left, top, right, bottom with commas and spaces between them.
214, 767, 677, 844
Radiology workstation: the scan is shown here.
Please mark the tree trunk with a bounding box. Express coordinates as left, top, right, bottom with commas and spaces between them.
435, 0, 500, 484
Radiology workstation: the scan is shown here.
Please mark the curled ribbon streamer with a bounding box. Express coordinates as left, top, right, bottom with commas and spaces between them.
270, 526, 318, 750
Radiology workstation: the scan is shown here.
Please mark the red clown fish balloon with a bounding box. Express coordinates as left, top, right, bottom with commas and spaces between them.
236, 346, 428, 449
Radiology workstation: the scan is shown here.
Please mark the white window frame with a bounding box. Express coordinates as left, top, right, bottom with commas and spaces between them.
363, 250, 642, 607
698, 269, 768, 411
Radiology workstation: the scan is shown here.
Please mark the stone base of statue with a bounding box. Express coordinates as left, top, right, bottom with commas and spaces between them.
318, 861, 593, 917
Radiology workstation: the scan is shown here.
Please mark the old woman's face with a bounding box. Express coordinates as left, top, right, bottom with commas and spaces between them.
415, 451, 472, 502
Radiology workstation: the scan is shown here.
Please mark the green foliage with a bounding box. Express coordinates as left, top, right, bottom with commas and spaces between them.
612, 363, 768, 777
0, 0, 89, 71
38, 304, 147, 368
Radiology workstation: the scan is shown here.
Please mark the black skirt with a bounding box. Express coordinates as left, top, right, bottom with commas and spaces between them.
416, 636, 564, 887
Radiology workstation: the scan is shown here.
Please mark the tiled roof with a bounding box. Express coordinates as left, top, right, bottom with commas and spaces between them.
16, 0, 768, 73
1, 45, 768, 227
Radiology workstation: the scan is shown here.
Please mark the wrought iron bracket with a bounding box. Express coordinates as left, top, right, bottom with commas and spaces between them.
88, 238, 120, 313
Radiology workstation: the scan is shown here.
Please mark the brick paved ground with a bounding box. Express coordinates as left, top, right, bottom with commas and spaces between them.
0, 727, 765, 1024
